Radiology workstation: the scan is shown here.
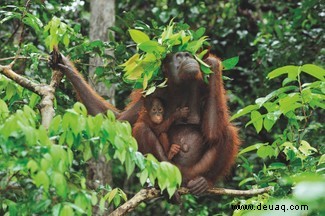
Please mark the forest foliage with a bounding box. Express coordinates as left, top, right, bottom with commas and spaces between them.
0, 0, 324, 215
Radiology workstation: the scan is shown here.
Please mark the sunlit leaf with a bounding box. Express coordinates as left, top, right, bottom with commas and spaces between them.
52, 172, 68, 198
33, 170, 50, 190
129, 29, 150, 44
238, 143, 268, 156
108, 188, 118, 204
268, 65, 299, 80
231, 104, 259, 121
144, 86, 156, 96
59, 205, 73, 216
257, 145, 275, 159
301, 64, 325, 81
138, 40, 166, 53
140, 169, 148, 185
299, 140, 317, 156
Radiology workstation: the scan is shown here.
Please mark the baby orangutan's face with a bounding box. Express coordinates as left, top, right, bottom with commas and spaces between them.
149, 99, 164, 125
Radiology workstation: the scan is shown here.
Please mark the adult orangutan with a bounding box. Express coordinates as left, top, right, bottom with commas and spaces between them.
50, 48, 240, 195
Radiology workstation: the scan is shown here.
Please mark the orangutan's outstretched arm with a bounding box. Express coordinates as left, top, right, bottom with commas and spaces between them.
49, 48, 119, 116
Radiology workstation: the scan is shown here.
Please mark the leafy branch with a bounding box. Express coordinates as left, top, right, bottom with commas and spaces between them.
121, 22, 211, 95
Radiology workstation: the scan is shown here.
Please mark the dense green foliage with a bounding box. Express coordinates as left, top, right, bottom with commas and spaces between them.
0, 0, 324, 215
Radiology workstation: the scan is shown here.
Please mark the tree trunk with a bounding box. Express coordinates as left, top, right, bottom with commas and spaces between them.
89, 0, 116, 104
88, 0, 115, 215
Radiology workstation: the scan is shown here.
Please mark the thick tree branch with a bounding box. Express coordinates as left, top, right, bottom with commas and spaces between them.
110, 186, 274, 216
0, 63, 62, 129
0, 65, 43, 94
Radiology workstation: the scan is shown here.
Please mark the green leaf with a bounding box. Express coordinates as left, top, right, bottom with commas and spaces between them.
299, 140, 317, 156
140, 169, 148, 185
222, 56, 239, 70
119, 189, 128, 202
121, 53, 140, 67
49, 115, 62, 135
185, 36, 208, 53
75, 193, 88, 212
268, 162, 287, 169
144, 86, 156, 96
318, 154, 325, 165
52, 172, 68, 198
66, 131, 74, 147
33, 170, 50, 190
249, 111, 263, 133
65, 203, 85, 214
263, 117, 274, 132
23, 13, 43, 33
83, 143, 92, 161
28, 93, 40, 108
40, 155, 51, 171
257, 86, 298, 108
27, 160, 39, 173
167, 186, 177, 198
63, 34, 70, 47
99, 197, 105, 213
67, 148, 73, 167
238, 143, 268, 156
91, 192, 98, 205
231, 104, 259, 121
194, 54, 210, 68
59, 205, 74, 216
193, 27, 206, 39
113, 194, 121, 207
0, 11, 21, 24
301, 64, 325, 81
125, 153, 135, 178
0, 99, 9, 120
108, 188, 118, 204
257, 145, 275, 159
51, 145, 67, 169
124, 64, 144, 81
33, 199, 51, 212
263, 112, 280, 132
238, 177, 255, 187
129, 29, 150, 44
282, 77, 296, 86
268, 65, 299, 80
279, 93, 302, 114
138, 40, 166, 53
52, 204, 62, 216
157, 79, 168, 88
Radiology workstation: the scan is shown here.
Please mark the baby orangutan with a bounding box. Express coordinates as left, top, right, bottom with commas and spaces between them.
133, 97, 189, 160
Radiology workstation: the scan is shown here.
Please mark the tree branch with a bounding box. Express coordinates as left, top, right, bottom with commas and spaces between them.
0, 64, 42, 94
110, 186, 274, 216
0, 62, 63, 129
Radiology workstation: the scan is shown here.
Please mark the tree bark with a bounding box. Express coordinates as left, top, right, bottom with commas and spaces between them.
88, 0, 115, 215
110, 186, 274, 216
89, 0, 116, 104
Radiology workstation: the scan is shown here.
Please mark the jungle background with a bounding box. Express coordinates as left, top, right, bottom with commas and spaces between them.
0, 0, 324, 215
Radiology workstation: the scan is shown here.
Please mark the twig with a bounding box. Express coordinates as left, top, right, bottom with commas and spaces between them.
0, 56, 48, 62
110, 186, 274, 216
